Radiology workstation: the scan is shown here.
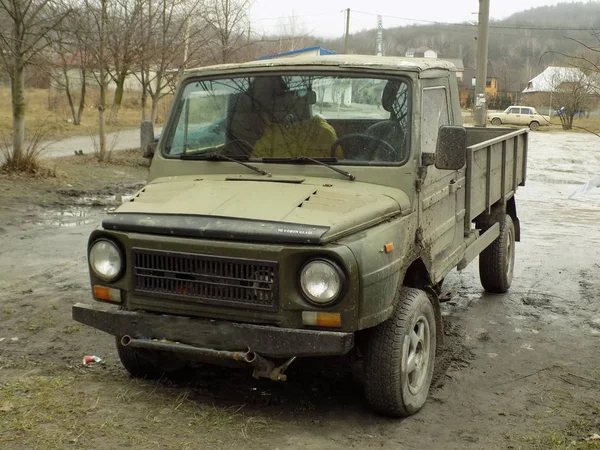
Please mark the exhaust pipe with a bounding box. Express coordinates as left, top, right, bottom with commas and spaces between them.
120, 336, 295, 381
120, 335, 253, 362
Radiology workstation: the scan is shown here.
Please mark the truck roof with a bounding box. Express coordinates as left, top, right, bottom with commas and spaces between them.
182, 55, 458, 78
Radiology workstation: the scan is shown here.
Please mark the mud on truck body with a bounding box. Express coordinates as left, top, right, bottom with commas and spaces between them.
73, 55, 528, 417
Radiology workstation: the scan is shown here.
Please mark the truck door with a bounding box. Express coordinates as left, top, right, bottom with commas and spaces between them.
418, 82, 466, 280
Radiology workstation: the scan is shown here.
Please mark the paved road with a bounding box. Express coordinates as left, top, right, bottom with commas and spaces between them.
39, 127, 163, 159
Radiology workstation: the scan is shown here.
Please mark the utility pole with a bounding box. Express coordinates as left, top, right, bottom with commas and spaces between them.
474, 0, 490, 127
344, 8, 350, 54
376, 15, 383, 56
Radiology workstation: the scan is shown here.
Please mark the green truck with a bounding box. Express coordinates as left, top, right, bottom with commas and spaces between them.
73, 55, 528, 417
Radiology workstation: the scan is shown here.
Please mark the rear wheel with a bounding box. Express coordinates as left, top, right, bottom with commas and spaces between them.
491, 117, 502, 126
364, 287, 436, 417
529, 121, 540, 131
116, 337, 187, 379
479, 214, 515, 293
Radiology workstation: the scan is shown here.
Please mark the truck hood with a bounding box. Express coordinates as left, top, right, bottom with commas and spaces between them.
103, 175, 411, 244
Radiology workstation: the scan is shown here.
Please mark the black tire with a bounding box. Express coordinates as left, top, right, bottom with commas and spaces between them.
364, 287, 437, 417
479, 214, 515, 293
529, 121, 540, 131
491, 117, 502, 126
116, 337, 187, 380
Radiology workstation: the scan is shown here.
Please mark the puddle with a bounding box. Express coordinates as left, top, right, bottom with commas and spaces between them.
23, 206, 105, 228
71, 194, 134, 206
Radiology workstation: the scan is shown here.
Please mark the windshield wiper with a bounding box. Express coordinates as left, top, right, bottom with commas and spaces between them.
263, 156, 355, 181
180, 152, 270, 176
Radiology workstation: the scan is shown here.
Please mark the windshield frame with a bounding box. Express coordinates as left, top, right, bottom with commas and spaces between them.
160, 69, 414, 167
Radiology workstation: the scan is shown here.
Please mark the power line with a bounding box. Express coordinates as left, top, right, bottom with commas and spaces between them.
251, 13, 340, 22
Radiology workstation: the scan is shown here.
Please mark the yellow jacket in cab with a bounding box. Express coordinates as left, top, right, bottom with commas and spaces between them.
253, 116, 343, 159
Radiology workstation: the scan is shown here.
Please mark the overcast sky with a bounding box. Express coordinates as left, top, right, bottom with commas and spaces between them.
249, 0, 579, 38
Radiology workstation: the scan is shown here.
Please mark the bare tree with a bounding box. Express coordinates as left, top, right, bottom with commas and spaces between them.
48, 9, 92, 125
275, 12, 312, 53
550, 68, 595, 130
106, 0, 142, 124
0, 0, 70, 169
202, 0, 252, 64
135, 0, 211, 123
83, 0, 110, 159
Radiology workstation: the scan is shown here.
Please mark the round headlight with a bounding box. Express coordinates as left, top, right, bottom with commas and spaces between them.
89, 239, 123, 281
299, 260, 344, 305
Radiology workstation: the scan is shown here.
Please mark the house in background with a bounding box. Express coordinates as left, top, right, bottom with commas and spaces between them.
522, 66, 600, 113
405, 47, 438, 58
440, 58, 465, 82
50, 51, 156, 93
458, 61, 499, 107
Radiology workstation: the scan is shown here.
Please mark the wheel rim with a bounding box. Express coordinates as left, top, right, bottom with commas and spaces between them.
404, 316, 431, 395
506, 225, 515, 284
530, 122, 539, 130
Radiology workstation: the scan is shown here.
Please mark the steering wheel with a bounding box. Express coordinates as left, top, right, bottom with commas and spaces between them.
365, 120, 399, 136
330, 133, 396, 160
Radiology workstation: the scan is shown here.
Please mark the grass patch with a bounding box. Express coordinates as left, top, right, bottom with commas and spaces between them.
17, 312, 55, 332
523, 416, 600, 449
0, 87, 171, 142
0, 371, 268, 449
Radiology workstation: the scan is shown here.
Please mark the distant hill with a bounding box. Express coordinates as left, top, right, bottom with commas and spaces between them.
302, 2, 600, 95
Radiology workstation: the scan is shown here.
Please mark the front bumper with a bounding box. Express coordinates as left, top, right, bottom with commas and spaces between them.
72, 303, 355, 358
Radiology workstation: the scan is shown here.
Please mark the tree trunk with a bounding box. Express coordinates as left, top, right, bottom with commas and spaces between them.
97, 74, 107, 159
75, 68, 86, 126
98, 101, 107, 159
141, 89, 148, 121
97, 0, 108, 160
11, 61, 26, 167
109, 70, 127, 124
63, 66, 77, 124
140, 67, 149, 121
150, 93, 159, 124
150, 72, 162, 124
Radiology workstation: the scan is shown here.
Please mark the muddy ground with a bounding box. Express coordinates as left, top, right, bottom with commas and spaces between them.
0, 132, 599, 450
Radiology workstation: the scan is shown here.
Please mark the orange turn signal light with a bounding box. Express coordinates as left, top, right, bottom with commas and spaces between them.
302, 311, 342, 328
384, 242, 394, 253
93, 285, 122, 303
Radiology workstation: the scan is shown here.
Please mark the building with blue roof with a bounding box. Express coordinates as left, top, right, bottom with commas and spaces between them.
256, 46, 337, 61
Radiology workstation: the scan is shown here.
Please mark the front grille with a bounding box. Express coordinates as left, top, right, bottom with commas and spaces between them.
132, 248, 279, 312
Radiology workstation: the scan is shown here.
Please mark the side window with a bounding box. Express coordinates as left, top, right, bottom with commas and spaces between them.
421, 87, 450, 154
521, 108, 532, 115
508, 107, 519, 115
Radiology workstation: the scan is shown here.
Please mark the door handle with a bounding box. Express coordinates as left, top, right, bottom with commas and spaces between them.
449, 178, 465, 194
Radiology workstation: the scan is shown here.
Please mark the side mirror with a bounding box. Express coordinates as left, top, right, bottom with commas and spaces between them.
433, 125, 467, 170
140, 120, 156, 159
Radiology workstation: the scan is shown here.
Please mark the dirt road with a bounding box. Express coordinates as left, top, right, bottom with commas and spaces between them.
31, 126, 162, 159
0, 131, 599, 449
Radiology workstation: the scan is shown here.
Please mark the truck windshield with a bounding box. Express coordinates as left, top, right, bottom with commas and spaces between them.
163, 73, 411, 165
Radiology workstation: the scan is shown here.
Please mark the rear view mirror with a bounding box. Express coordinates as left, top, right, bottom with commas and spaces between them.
140, 120, 156, 159
434, 125, 467, 170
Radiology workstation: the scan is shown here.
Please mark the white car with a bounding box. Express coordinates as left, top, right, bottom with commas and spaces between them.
487, 106, 551, 131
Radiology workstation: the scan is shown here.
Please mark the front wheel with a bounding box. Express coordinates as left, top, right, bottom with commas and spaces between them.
116, 337, 187, 379
364, 287, 436, 417
529, 121, 540, 131
491, 117, 502, 126
479, 214, 515, 293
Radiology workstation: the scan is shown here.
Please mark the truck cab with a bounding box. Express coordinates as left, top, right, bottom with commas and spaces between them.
74, 55, 527, 417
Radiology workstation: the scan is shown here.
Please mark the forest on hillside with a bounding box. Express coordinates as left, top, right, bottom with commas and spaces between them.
305, 2, 600, 94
